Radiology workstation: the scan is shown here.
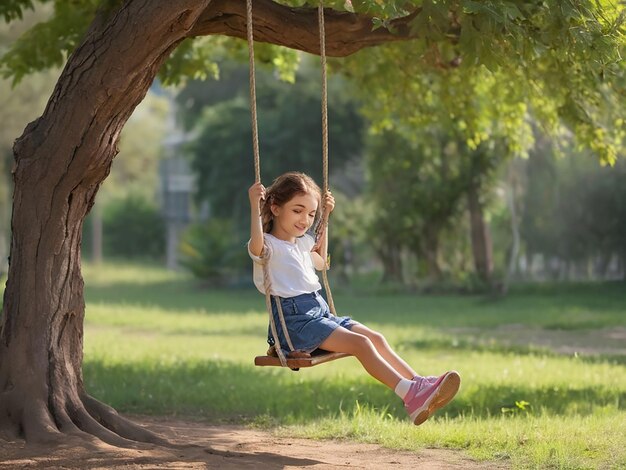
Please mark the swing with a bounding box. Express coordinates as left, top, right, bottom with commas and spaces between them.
247, 0, 351, 370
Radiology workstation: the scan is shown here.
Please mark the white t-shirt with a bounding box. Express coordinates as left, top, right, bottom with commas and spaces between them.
248, 233, 322, 297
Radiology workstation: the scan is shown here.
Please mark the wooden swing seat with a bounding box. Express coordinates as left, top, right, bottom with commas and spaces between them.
254, 347, 351, 370
248, 1, 345, 373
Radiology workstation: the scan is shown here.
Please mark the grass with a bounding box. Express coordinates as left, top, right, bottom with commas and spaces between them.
3, 261, 626, 468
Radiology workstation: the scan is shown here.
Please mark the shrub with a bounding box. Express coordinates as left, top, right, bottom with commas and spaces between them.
103, 195, 165, 259
179, 218, 248, 285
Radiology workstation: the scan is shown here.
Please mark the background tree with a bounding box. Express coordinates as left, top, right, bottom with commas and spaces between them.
184, 59, 363, 236
0, 0, 623, 447
521, 136, 626, 280
367, 129, 468, 283
362, 65, 536, 287
341, 2, 624, 285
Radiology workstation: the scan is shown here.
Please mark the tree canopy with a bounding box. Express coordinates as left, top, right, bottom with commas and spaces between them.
3, 0, 623, 164
3, 0, 622, 286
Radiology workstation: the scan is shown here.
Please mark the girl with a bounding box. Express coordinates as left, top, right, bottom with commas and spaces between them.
248, 172, 460, 425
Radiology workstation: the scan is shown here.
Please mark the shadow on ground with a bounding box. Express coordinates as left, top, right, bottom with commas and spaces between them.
83, 279, 626, 331
0, 416, 507, 469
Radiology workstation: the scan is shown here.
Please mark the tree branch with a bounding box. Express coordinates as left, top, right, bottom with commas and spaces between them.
190, 0, 432, 57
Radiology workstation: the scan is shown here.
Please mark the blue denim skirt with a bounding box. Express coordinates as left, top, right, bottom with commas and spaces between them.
267, 290, 356, 354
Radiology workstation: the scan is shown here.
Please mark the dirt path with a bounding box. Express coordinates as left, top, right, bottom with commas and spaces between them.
447, 325, 626, 357
0, 415, 507, 469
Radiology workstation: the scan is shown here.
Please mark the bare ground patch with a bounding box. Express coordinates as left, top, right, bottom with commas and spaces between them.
0, 415, 507, 469
446, 325, 626, 357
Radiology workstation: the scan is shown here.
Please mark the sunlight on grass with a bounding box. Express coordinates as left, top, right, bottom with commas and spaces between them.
5, 261, 625, 469
82, 261, 190, 285
283, 409, 626, 469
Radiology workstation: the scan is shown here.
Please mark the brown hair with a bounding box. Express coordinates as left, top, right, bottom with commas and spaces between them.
261, 172, 322, 233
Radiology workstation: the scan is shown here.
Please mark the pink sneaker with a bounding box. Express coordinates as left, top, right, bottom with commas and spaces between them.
404, 371, 461, 425
413, 375, 439, 385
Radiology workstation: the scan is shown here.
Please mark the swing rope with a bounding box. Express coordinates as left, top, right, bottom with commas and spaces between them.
319, 2, 329, 192
247, 0, 337, 368
247, 0, 261, 185
247, 0, 290, 368
314, 1, 337, 317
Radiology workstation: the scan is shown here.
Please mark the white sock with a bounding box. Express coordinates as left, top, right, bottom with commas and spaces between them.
394, 378, 413, 400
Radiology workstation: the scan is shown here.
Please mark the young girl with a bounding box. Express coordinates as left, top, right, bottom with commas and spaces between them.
248, 172, 460, 425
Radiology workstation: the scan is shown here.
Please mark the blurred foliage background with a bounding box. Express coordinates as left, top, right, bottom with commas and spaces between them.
0, 0, 624, 293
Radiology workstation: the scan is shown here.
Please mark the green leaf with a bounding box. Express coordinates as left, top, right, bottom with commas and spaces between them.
0, 0, 35, 23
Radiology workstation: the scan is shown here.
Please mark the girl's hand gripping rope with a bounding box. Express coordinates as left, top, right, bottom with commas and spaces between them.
323, 190, 335, 214
248, 181, 266, 213
313, 191, 335, 255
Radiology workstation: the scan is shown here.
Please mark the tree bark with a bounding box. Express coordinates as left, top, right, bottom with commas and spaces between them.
190, 0, 457, 57
467, 182, 493, 285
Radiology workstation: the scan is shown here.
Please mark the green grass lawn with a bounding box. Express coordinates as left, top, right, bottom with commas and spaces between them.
4, 262, 625, 468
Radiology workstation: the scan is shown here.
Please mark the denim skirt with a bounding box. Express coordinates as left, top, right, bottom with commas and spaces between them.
267, 290, 356, 354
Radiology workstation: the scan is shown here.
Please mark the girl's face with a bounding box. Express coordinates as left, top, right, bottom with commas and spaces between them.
271, 192, 318, 242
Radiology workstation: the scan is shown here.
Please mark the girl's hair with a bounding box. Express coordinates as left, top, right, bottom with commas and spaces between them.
261, 172, 322, 233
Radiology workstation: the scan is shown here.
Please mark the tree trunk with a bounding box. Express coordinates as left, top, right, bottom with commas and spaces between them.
467, 182, 493, 284
0, 0, 210, 445
379, 243, 403, 284
502, 176, 520, 294
421, 224, 442, 282
597, 254, 611, 280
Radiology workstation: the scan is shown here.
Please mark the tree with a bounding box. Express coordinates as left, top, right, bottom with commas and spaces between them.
367, 129, 469, 282
184, 59, 363, 239
520, 136, 626, 280
0, 0, 623, 447
341, 3, 624, 286
365, 67, 534, 287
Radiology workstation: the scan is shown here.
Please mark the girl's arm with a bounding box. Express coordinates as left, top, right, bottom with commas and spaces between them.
248, 182, 266, 257
311, 223, 328, 270
311, 191, 334, 270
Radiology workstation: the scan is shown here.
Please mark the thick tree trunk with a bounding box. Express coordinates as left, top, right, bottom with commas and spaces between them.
0, 0, 437, 447
467, 183, 493, 284
0, 0, 210, 445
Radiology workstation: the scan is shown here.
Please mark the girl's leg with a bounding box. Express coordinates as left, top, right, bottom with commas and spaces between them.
319, 327, 402, 389
350, 324, 417, 380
